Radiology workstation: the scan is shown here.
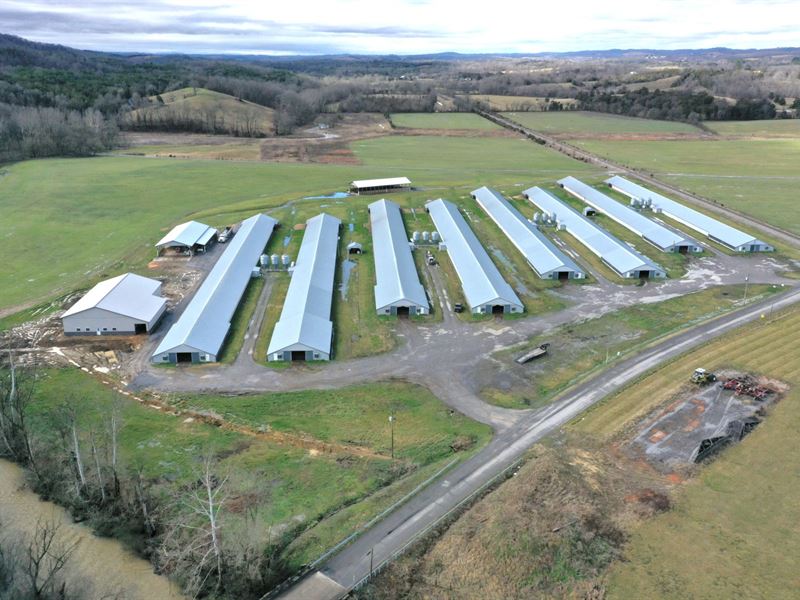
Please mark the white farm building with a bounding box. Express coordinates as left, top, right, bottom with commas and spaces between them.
155, 220, 218, 255
62, 273, 167, 336
426, 199, 523, 315
369, 199, 429, 316
267, 213, 341, 362
349, 177, 411, 195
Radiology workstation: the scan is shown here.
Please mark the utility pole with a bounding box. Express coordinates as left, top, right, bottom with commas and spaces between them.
368, 547, 374, 579
743, 275, 750, 302
388, 413, 395, 460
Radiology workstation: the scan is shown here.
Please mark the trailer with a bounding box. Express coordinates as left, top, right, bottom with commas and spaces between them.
516, 343, 550, 364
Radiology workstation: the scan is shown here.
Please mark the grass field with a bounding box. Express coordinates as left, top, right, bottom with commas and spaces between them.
573, 305, 800, 599
575, 138, 800, 236
502, 111, 702, 136
128, 87, 275, 135
390, 113, 501, 130
481, 284, 781, 409
28, 368, 490, 570
0, 133, 602, 316
709, 119, 800, 137
461, 95, 578, 111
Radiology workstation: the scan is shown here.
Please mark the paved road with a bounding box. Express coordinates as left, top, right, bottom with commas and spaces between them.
479, 110, 800, 251
277, 284, 800, 600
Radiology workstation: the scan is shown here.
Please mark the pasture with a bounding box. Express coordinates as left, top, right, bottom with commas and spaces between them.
574, 305, 800, 600
390, 112, 501, 130
0, 133, 601, 316
502, 111, 702, 136
462, 94, 578, 111
575, 138, 800, 236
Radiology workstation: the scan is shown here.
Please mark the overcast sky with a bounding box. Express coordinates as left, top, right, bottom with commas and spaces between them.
3, 0, 799, 55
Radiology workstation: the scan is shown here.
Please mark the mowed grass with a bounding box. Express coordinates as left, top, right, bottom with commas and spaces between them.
502, 111, 702, 136
575, 138, 800, 236
0, 133, 602, 316
709, 118, 800, 138
572, 306, 800, 599
390, 113, 501, 130
28, 368, 489, 570
183, 381, 490, 465
482, 284, 781, 409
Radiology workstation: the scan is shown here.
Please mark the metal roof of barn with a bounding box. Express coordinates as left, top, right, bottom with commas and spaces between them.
605, 176, 765, 250
351, 177, 411, 188
426, 198, 522, 311
63, 273, 166, 322
267, 213, 341, 356
471, 186, 583, 278
524, 187, 663, 277
155, 220, 217, 249
558, 176, 694, 252
369, 199, 429, 312
152, 213, 277, 359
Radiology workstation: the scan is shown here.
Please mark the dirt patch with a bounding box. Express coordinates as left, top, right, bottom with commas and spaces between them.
626, 370, 786, 474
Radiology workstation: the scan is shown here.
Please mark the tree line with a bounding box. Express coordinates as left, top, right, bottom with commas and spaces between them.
0, 359, 294, 599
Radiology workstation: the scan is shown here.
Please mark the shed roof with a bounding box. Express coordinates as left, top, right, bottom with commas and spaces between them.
351, 177, 411, 189
155, 220, 217, 249
267, 213, 341, 356
471, 186, 583, 277
558, 176, 693, 251
605, 176, 764, 249
426, 198, 522, 310
524, 187, 662, 276
152, 213, 277, 359
63, 273, 166, 322
369, 199, 429, 311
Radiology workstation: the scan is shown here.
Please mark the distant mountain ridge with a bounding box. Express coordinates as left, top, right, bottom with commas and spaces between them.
2, 32, 800, 65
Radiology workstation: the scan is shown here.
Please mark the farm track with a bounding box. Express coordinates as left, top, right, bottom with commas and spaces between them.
480, 110, 800, 250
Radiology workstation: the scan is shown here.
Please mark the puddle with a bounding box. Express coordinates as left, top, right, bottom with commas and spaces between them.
339, 260, 356, 299
304, 192, 349, 200
283, 236, 291, 247
349, 223, 355, 232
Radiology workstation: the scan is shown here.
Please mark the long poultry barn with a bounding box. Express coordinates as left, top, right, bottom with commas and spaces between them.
151, 213, 277, 364
426, 198, 523, 315
558, 176, 702, 254
523, 187, 666, 279
267, 213, 341, 362
368, 199, 430, 316
605, 176, 774, 252
471, 186, 584, 280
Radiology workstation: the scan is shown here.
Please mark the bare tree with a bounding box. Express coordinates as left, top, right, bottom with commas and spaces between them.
21, 518, 79, 600
0, 354, 41, 482
159, 455, 228, 597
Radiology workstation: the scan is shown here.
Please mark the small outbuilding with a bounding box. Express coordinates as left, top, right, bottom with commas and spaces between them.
349, 177, 411, 195
155, 220, 218, 255
62, 273, 167, 336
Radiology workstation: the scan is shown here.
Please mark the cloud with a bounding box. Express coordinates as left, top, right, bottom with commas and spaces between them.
2, 0, 799, 54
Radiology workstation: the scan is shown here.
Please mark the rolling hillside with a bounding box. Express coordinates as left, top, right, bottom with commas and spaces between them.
125, 87, 275, 136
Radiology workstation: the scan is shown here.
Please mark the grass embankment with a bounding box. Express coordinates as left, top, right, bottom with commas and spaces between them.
482, 284, 782, 409
502, 111, 702, 136
28, 368, 490, 571
573, 305, 800, 599
390, 113, 501, 130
